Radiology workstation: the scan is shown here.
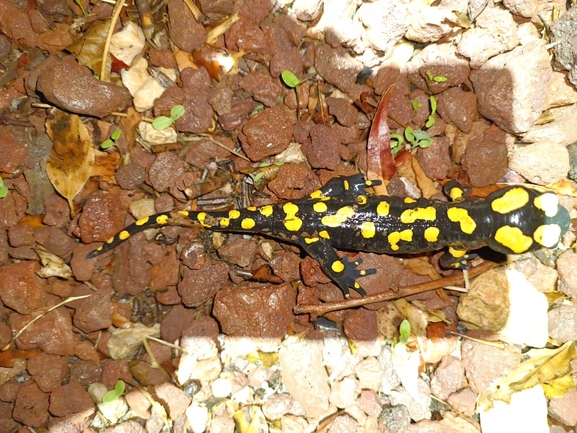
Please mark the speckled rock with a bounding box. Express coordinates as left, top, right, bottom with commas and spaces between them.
508, 140, 569, 185
167, 0, 206, 52
557, 249, 577, 299
521, 104, 577, 147
548, 304, 577, 342
549, 386, 577, 427
430, 356, 464, 400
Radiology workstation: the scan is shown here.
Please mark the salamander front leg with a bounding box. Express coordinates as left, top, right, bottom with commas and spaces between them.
299, 237, 376, 298
311, 174, 382, 199
439, 247, 477, 291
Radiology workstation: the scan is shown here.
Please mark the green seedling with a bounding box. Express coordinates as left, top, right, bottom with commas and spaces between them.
411, 100, 422, 112
75, 0, 87, 15
390, 133, 405, 156
425, 70, 447, 83
0, 178, 7, 199
281, 70, 308, 88
398, 319, 410, 346
405, 127, 433, 149
101, 129, 122, 149
152, 105, 185, 130
102, 380, 125, 403
425, 95, 437, 129
250, 104, 265, 117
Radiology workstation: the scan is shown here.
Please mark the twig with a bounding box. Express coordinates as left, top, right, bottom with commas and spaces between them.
293, 260, 499, 317
101, 0, 126, 81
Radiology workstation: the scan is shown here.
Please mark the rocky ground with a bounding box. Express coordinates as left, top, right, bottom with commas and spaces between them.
0, 0, 577, 432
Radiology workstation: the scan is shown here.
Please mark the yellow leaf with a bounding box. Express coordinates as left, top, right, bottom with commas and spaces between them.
478, 341, 576, 412
46, 110, 95, 215
67, 20, 112, 74
542, 374, 575, 399
411, 157, 438, 199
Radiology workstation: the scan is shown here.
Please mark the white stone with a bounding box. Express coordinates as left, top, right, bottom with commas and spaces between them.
357, 0, 409, 56
290, 0, 323, 21
138, 121, 178, 145
186, 404, 209, 433
480, 386, 548, 433
405, 3, 454, 43
521, 104, 577, 146
110, 22, 145, 65
509, 140, 570, 185
329, 376, 360, 409
354, 357, 382, 392
211, 378, 232, 398
499, 269, 548, 348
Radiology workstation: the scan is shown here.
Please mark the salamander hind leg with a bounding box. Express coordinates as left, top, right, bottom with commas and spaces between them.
439, 247, 477, 270
443, 179, 471, 203
299, 236, 376, 298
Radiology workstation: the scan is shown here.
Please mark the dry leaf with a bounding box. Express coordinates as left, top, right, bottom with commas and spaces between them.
34, 244, 72, 279
92, 148, 120, 181
411, 157, 438, 199
392, 298, 428, 338
477, 341, 577, 411
46, 109, 95, 215
108, 323, 160, 359
67, 20, 112, 74
403, 256, 441, 280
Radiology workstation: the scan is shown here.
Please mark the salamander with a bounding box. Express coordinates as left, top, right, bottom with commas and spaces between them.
87, 175, 571, 298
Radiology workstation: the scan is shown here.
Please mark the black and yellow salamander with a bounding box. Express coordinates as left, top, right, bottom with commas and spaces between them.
87, 175, 571, 298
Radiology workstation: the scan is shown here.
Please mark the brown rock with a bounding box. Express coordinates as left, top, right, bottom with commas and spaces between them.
70, 359, 102, 386
78, 193, 126, 243
184, 137, 234, 170
270, 251, 301, 283
557, 250, 577, 300
43, 194, 70, 228
167, 0, 206, 51
461, 135, 507, 187
8, 223, 35, 247
267, 162, 320, 201
160, 304, 198, 343
233, 0, 271, 23
178, 257, 229, 307
0, 261, 46, 314
148, 151, 186, 193
315, 44, 363, 95
549, 387, 577, 427
150, 382, 191, 420
270, 48, 304, 79
10, 307, 77, 355
217, 237, 258, 268
0, 188, 27, 229
150, 249, 180, 291
415, 136, 451, 181
27, 353, 69, 393
130, 359, 171, 386
344, 308, 379, 341
34, 57, 131, 118
225, 15, 267, 53
436, 87, 477, 133
548, 304, 577, 343
301, 124, 340, 170
239, 72, 283, 107
13, 381, 49, 427
240, 105, 296, 161
73, 288, 114, 333
34, 225, 77, 259
0, 401, 19, 432
213, 282, 296, 338
0, 134, 27, 174
115, 163, 146, 190
101, 359, 134, 390
447, 388, 477, 417
148, 48, 177, 69
0, 0, 37, 48
430, 356, 465, 400
49, 380, 94, 417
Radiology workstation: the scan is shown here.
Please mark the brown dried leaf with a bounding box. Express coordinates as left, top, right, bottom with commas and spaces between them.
92, 148, 120, 181
403, 257, 441, 280
411, 157, 438, 199
46, 110, 95, 215
67, 20, 111, 74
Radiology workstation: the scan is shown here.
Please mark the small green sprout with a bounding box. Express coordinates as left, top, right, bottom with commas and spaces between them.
0, 178, 8, 199
390, 133, 405, 156
281, 70, 306, 88
75, 0, 87, 16
152, 105, 185, 130
411, 100, 422, 112
101, 129, 122, 149
250, 104, 265, 117
425, 71, 448, 83
102, 380, 125, 403
398, 319, 410, 346
405, 127, 433, 148
425, 95, 437, 129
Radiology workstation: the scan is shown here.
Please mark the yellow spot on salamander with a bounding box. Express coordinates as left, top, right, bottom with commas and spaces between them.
229, 210, 241, 219
447, 208, 477, 234
400, 206, 436, 224
283, 202, 303, 232
321, 206, 355, 228
304, 237, 319, 244
197, 212, 212, 228
343, 180, 350, 190
449, 187, 464, 201
313, 202, 328, 213
360, 221, 376, 238
319, 230, 330, 239
310, 190, 324, 199
135, 217, 150, 226
491, 188, 529, 214
259, 205, 273, 217
156, 214, 169, 225
241, 218, 256, 229
533, 224, 562, 248
377, 201, 390, 217
494, 226, 533, 253
178, 210, 189, 216
119, 231, 130, 240
404, 197, 416, 204
533, 193, 559, 217
356, 195, 367, 205
332, 260, 345, 273
247, 206, 257, 211
424, 227, 440, 242
219, 218, 230, 228
388, 229, 413, 251
449, 247, 467, 258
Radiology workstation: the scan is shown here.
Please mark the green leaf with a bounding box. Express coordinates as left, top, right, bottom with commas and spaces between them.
429, 95, 437, 113
390, 133, 404, 156
111, 129, 122, 140
281, 70, 300, 88
433, 75, 447, 82
250, 104, 264, 117
399, 319, 410, 346
425, 115, 436, 128
425, 70, 434, 82
74, 0, 86, 16
170, 105, 185, 121
152, 116, 174, 130
102, 380, 125, 403
252, 172, 264, 183
101, 139, 114, 149
411, 100, 422, 112
412, 130, 433, 148
0, 179, 7, 199
404, 126, 415, 143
